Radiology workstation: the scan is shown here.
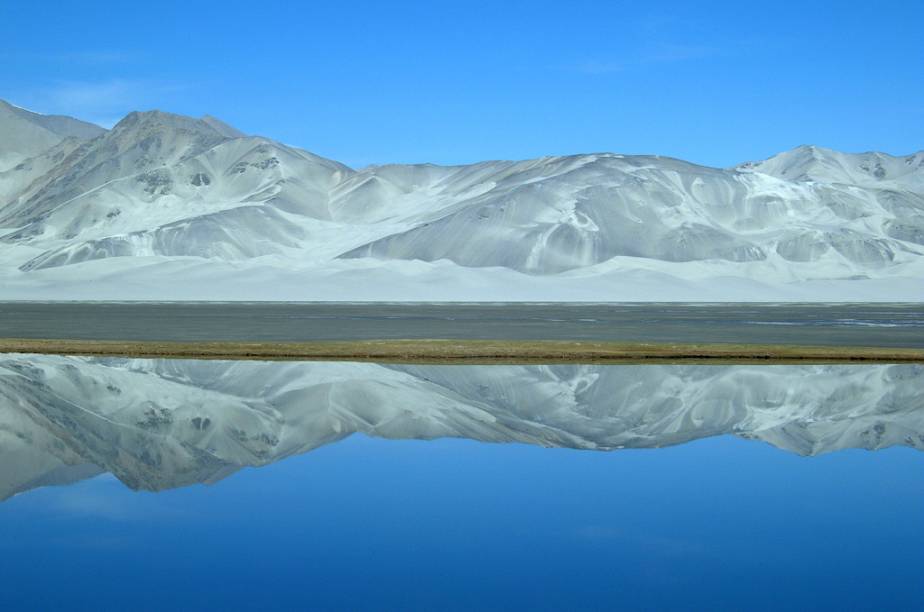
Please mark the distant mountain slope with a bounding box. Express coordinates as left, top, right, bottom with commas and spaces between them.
0, 100, 921, 300
738, 144, 924, 190
0, 99, 105, 172
1, 356, 921, 499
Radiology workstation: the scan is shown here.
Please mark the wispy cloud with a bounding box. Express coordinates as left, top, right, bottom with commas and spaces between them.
575, 524, 710, 557
0, 49, 136, 65
572, 59, 626, 75
34, 478, 189, 523
643, 43, 715, 63
58, 50, 135, 64
560, 10, 723, 76
5, 78, 189, 127
567, 42, 718, 75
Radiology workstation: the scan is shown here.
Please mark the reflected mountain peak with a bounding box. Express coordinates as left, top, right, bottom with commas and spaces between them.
0, 356, 921, 500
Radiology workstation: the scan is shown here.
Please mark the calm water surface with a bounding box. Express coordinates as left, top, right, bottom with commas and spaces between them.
0, 355, 922, 610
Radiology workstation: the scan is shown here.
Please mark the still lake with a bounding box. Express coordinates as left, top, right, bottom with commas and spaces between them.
0, 355, 921, 610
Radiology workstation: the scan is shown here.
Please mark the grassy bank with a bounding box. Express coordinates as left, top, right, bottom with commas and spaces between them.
0, 338, 922, 364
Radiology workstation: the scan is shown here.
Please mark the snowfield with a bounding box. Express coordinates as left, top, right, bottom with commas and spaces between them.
1, 100, 922, 301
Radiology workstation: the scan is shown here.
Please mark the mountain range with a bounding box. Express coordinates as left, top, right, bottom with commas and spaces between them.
0, 355, 920, 500
1, 99, 922, 300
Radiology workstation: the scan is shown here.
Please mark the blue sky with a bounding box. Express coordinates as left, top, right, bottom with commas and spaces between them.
1, 0, 922, 168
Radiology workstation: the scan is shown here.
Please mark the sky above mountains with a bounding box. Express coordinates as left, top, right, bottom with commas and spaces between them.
1, 0, 922, 168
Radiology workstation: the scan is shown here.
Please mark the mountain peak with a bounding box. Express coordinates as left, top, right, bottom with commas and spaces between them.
108, 110, 250, 146
114, 109, 211, 131
738, 144, 924, 187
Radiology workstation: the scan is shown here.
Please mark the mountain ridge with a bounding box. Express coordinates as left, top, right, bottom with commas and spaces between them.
1, 101, 922, 301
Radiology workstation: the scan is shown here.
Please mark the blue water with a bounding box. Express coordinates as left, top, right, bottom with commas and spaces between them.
1, 356, 922, 610
1, 435, 922, 611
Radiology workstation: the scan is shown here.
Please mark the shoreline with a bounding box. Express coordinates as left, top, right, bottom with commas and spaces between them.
0, 338, 922, 364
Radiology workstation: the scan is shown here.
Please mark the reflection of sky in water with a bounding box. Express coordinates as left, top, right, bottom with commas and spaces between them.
1, 435, 922, 611
1, 356, 922, 609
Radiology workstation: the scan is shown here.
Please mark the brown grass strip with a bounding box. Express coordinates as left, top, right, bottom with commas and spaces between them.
0, 338, 921, 364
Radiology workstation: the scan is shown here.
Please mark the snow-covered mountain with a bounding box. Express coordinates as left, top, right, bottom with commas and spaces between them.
0, 99, 105, 173
0, 355, 920, 499
0, 101, 922, 300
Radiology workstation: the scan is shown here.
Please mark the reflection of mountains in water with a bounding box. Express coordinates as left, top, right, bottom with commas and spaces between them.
1, 356, 921, 500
